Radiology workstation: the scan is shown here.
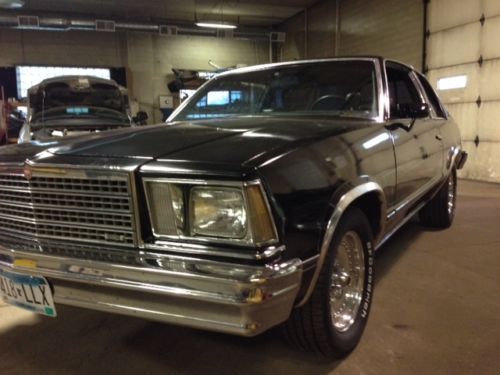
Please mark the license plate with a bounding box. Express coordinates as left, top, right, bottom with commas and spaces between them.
0, 269, 56, 317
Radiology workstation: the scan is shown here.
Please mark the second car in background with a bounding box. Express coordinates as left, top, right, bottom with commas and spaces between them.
18, 75, 148, 143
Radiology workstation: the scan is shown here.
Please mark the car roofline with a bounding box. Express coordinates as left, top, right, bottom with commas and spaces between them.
214, 57, 386, 78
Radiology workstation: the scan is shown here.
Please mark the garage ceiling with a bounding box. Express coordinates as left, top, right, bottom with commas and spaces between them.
14, 0, 319, 27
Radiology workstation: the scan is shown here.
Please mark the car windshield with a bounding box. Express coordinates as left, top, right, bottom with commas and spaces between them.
172, 60, 379, 122
30, 80, 127, 122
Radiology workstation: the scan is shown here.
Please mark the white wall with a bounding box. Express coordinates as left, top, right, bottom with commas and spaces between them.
0, 28, 269, 122
426, 0, 500, 182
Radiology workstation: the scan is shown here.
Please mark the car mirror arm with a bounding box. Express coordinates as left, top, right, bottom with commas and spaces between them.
385, 118, 416, 132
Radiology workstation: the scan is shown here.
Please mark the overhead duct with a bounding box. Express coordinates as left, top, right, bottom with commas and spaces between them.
0, 13, 274, 40
95, 19, 115, 32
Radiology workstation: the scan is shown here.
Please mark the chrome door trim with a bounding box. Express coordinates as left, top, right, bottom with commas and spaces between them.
375, 201, 426, 251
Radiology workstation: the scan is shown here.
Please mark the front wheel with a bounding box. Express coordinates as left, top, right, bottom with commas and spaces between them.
283, 208, 374, 357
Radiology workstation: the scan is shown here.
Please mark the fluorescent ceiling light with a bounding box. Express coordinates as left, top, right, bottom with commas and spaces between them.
196, 22, 237, 29
0, 0, 24, 8
437, 75, 467, 91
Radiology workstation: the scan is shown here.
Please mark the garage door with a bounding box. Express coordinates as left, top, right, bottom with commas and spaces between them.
426, 0, 500, 182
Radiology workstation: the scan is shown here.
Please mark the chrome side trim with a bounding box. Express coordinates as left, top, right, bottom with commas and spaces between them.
386, 174, 442, 215
375, 201, 426, 251
301, 254, 320, 271
377, 171, 452, 250
296, 182, 386, 307
146, 241, 285, 261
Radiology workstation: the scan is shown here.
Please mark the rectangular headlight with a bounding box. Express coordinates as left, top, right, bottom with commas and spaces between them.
143, 179, 278, 246
190, 187, 247, 239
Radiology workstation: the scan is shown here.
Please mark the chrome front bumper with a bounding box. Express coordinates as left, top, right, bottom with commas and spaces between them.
0, 244, 302, 336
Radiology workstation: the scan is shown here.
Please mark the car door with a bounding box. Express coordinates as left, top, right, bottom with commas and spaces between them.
385, 62, 444, 209
414, 71, 450, 177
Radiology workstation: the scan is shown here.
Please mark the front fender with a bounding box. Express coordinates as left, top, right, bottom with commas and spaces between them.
296, 180, 386, 307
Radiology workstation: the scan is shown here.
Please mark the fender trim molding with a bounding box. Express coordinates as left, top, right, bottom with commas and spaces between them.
295, 181, 386, 307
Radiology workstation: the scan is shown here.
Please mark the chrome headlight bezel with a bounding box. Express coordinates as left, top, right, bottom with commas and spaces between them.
142, 178, 278, 247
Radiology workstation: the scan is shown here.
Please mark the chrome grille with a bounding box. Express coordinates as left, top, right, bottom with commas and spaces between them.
0, 168, 137, 247
0, 233, 140, 265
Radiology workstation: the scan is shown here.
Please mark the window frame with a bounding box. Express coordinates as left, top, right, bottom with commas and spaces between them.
414, 72, 448, 119
385, 61, 427, 120
169, 58, 386, 123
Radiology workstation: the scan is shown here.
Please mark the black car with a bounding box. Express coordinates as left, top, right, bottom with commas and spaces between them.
0, 57, 466, 357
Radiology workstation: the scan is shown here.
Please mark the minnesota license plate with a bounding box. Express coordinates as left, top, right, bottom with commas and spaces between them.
0, 269, 56, 317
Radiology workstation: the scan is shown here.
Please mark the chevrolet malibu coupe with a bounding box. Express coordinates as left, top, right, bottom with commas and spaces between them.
0, 57, 466, 357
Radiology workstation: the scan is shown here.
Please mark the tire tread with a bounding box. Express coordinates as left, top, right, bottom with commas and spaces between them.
283, 208, 373, 358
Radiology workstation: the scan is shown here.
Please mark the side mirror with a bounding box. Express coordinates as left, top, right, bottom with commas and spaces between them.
133, 111, 149, 125
386, 103, 430, 132
396, 103, 430, 119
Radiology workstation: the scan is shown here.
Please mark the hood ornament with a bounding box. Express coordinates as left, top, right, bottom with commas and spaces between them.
23, 164, 32, 180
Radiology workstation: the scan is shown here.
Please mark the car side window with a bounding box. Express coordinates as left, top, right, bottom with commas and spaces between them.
416, 73, 447, 118
386, 64, 422, 119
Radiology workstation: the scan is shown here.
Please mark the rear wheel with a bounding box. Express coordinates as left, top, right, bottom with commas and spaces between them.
283, 208, 374, 357
419, 168, 457, 228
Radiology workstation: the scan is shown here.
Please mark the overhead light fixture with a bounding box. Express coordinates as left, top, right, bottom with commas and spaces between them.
196, 22, 237, 29
0, 0, 25, 9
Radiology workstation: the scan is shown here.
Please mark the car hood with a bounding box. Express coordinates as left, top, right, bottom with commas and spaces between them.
55, 116, 373, 165
0, 116, 373, 169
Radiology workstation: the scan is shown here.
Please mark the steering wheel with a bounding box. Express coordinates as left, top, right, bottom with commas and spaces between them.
310, 94, 346, 111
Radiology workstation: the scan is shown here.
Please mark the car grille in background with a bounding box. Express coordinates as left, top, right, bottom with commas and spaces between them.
0, 170, 137, 247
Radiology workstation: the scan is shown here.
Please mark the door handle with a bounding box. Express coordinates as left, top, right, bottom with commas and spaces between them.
435, 134, 443, 141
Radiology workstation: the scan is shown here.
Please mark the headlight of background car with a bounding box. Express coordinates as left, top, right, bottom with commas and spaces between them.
143, 179, 278, 246
191, 187, 246, 238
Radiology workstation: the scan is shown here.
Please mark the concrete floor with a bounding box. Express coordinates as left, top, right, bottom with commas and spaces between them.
0, 180, 499, 375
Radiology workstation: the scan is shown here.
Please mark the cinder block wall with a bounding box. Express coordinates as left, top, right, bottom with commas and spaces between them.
0, 29, 269, 122
127, 33, 268, 122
